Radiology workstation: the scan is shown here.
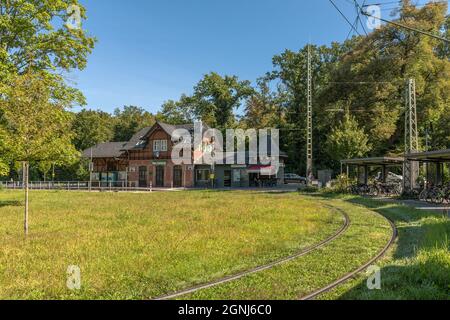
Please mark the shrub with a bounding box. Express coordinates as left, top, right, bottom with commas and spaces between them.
324, 174, 354, 194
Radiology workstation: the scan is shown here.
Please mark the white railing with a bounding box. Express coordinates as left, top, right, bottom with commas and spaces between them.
0, 181, 156, 192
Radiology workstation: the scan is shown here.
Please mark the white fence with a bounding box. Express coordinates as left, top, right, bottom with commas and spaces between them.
0, 181, 157, 192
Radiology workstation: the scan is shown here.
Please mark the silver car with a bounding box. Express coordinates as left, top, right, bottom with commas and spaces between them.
284, 173, 307, 185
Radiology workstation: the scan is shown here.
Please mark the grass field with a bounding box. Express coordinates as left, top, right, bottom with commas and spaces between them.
184, 196, 393, 300
0, 190, 345, 300
1, 190, 446, 300
319, 196, 450, 300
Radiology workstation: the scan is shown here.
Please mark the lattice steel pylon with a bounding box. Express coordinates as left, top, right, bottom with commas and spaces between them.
306, 44, 313, 183
403, 78, 419, 192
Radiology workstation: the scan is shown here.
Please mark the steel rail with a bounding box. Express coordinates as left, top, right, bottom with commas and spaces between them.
154, 207, 350, 300
300, 214, 398, 300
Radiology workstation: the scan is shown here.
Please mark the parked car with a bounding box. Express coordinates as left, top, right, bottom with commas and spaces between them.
284, 173, 307, 185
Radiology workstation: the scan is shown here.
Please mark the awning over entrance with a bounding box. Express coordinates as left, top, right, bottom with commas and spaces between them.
247, 165, 277, 176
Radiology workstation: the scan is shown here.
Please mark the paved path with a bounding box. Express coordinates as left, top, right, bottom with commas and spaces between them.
372, 197, 450, 217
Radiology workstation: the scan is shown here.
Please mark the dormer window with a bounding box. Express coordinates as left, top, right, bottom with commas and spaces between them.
153, 140, 168, 152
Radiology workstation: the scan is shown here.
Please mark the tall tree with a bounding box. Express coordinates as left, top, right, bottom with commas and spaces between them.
192, 72, 254, 129
0, 0, 95, 79
325, 114, 372, 163
243, 79, 282, 129
268, 41, 353, 174
321, 0, 449, 156
157, 95, 196, 125
0, 72, 78, 235
113, 106, 156, 141
72, 109, 114, 150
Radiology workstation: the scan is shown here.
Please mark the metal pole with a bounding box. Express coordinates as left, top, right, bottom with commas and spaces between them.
89, 147, 93, 192
306, 44, 313, 184
24, 162, 29, 236
404, 79, 419, 192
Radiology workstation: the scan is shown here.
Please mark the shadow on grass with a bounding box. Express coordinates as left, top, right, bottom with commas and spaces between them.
308, 192, 450, 300
0, 200, 23, 208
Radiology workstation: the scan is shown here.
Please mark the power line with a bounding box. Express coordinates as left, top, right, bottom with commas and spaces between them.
361, 9, 450, 43
329, 0, 361, 36
354, 0, 369, 36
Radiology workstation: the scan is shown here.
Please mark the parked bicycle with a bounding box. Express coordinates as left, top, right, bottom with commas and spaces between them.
418, 183, 450, 204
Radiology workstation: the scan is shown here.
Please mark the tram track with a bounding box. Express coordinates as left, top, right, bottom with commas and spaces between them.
154, 204, 397, 301
154, 206, 350, 300
299, 214, 398, 300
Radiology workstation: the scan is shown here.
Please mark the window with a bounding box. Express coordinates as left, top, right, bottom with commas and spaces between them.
161, 140, 168, 152
196, 169, 210, 182
153, 140, 168, 152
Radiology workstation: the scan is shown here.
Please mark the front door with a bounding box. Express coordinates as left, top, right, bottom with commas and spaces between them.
173, 166, 183, 188
139, 166, 147, 188
156, 166, 165, 187
224, 170, 232, 187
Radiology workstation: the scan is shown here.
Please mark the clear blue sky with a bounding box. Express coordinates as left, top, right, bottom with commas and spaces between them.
72, 0, 439, 114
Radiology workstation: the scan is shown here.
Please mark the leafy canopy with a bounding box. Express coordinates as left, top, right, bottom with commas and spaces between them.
0, 72, 78, 165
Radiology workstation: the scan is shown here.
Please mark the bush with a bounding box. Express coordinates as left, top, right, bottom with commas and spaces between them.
324, 174, 354, 194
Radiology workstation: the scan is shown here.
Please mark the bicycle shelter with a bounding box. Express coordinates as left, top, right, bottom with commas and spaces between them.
406, 149, 450, 186
341, 157, 405, 185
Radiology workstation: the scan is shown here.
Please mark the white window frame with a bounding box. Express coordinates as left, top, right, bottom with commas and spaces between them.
153, 140, 168, 152
161, 140, 168, 152
153, 140, 161, 152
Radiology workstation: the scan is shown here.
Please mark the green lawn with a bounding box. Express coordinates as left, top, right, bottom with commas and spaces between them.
0, 190, 345, 300
319, 196, 450, 300
2, 190, 444, 300
184, 196, 393, 300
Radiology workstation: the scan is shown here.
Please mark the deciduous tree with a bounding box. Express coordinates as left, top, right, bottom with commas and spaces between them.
0, 72, 78, 235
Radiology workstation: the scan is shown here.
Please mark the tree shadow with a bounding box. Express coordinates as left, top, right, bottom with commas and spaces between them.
311, 192, 450, 300
0, 200, 23, 208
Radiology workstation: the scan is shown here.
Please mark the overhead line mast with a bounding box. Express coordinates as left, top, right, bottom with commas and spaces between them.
404, 79, 420, 192
306, 44, 313, 184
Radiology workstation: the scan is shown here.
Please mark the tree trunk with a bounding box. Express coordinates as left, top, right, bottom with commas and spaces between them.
24, 161, 29, 236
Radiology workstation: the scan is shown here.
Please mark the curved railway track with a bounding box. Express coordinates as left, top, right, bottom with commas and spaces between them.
154, 204, 397, 301
300, 215, 397, 300
154, 206, 350, 300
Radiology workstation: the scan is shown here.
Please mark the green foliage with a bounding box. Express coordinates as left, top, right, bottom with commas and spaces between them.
319, 1, 449, 156
157, 95, 196, 125
325, 174, 354, 194
243, 79, 282, 129
0, 0, 95, 74
156, 72, 253, 130
193, 72, 254, 129
0, 160, 9, 177
0, 0, 95, 105
326, 114, 372, 162
113, 106, 155, 141
72, 109, 114, 150
0, 72, 78, 165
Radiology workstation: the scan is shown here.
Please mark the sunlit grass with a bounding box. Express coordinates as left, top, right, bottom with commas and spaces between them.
0, 190, 343, 300
320, 196, 450, 300
184, 196, 392, 300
